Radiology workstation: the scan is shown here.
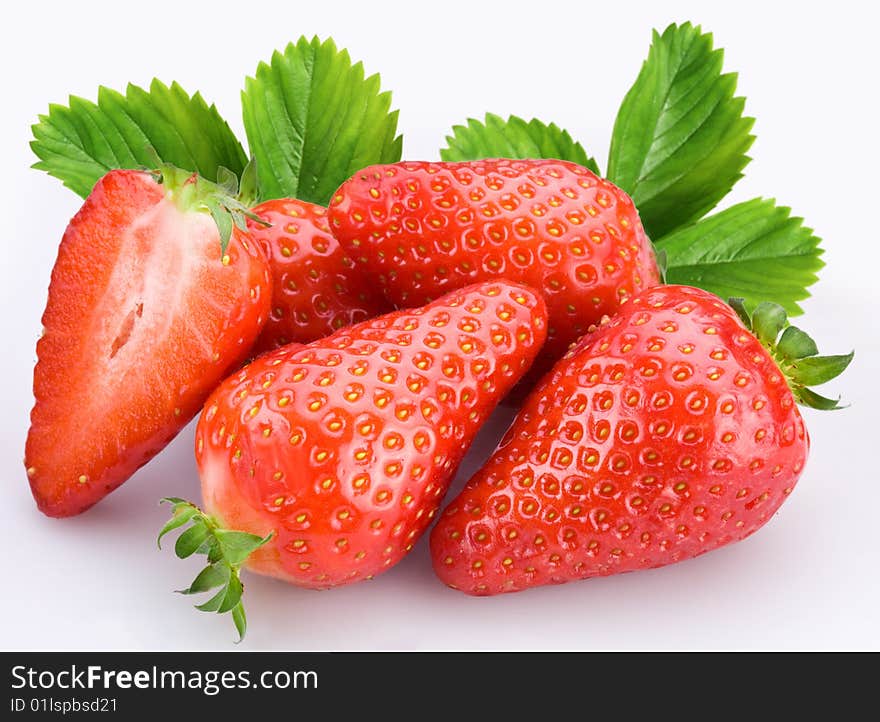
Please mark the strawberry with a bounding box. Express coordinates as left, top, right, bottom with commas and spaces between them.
160, 280, 547, 636
328, 159, 660, 365
25, 168, 271, 518
247, 198, 388, 353
430, 285, 852, 595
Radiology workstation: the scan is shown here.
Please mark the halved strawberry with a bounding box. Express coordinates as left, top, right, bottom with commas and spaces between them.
25, 168, 271, 517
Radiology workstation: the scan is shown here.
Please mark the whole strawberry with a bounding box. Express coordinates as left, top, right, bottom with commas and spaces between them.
161, 281, 547, 636
431, 285, 851, 595
328, 159, 660, 364
247, 198, 387, 353
26, 168, 271, 517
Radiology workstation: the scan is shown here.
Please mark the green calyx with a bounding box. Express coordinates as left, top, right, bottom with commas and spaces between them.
149, 154, 265, 255
729, 298, 853, 410
158, 497, 272, 642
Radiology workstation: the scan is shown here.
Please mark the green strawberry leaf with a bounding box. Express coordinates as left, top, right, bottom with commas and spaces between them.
158, 498, 272, 642
195, 575, 243, 614
242, 36, 402, 205
174, 522, 210, 559
195, 585, 232, 613
157, 503, 199, 549
789, 354, 855, 387
31, 80, 247, 198
216, 574, 244, 614
238, 158, 259, 207
231, 603, 248, 642
207, 201, 233, 251
214, 529, 274, 566
177, 563, 230, 595
607, 22, 755, 238
440, 113, 600, 174
656, 198, 823, 315
795, 387, 847, 411
776, 326, 819, 360
751, 302, 788, 346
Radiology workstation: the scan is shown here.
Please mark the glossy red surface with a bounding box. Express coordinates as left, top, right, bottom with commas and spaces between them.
197, 281, 547, 588
329, 159, 660, 364
248, 198, 387, 352
431, 285, 809, 595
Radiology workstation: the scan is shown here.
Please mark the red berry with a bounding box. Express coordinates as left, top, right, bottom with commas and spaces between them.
196, 281, 548, 588
329, 159, 660, 365
431, 285, 850, 595
25, 169, 271, 517
248, 198, 388, 352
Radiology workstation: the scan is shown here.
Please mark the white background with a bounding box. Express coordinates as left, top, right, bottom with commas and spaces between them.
2, 0, 878, 650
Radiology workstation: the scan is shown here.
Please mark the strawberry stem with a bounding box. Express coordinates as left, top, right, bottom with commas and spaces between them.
158, 497, 272, 642
150, 160, 269, 255
728, 298, 853, 410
